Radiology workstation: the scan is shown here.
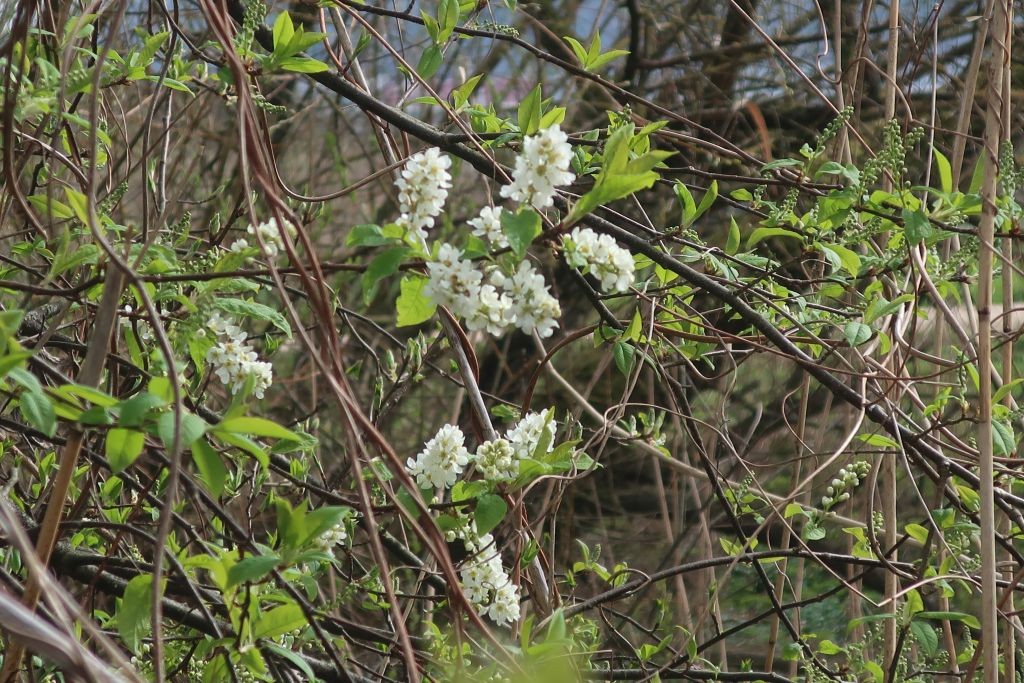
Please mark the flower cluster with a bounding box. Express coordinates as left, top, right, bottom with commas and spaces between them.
820, 461, 871, 511
468, 206, 508, 248
424, 247, 561, 338
395, 147, 452, 245
474, 439, 517, 482
500, 125, 576, 209
316, 522, 348, 552
205, 312, 273, 399
505, 408, 556, 461
563, 227, 635, 293
231, 217, 296, 258
458, 531, 521, 626
406, 424, 471, 489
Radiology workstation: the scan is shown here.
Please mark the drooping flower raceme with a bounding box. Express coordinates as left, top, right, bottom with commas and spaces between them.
490, 261, 561, 338
407, 424, 471, 490
205, 312, 273, 399
563, 227, 635, 293
395, 147, 452, 245
468, 206, 508, 249
458, 533, 522, 626
424, 245, 561, 338
499, 125, 576, 209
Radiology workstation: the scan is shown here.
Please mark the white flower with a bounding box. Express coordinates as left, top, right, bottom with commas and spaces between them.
490, 261, 561, 338
563, 227, 635, 293
469, 206, 507, 248
207, 339, 273, 399
395, 147, 452, 245
474, 438, 518, 482
506, 409, 556, 461
486, 580, 521, 626
240, 217, 296, 258
457, 535, 521, 626
424, 243, 482, 312
461, 284, 514, 336
207, 311, 245, 341
499, 125, 575, 209
406, 424, 471, 490
318, 522, 348, 551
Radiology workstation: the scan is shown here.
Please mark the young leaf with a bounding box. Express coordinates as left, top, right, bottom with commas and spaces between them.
396, 275, 437, 327
106, 428, 146, 472
501, 208, 541, 260
475, 494, 507, 535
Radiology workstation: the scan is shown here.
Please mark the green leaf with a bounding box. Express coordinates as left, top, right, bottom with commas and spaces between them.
993, 419, 1015, 457
416, 45, 443, 78
272, 12, 295, 52
192, 439, 228, 497
302, 506, 350, 546
501, 208, 542, 260
843, 321, 872, 348
904, 523, 930, 544
437, 0, 459, 42
212, 299, 292, 338
909, 620, 938, 657
747, 227, 802, 248
20, 389, 56, 437
916, 611, 981, 629
902, 208, 934, 244
362, 246, 409, 304
156, 411, 207, 452
613, 341, 635, 377
106, 428, 146, 472
517, 84, 542, 135
263, 644, 316, 682
395, 275, 437, 327
277, 56, 330, 74
933, 147, 953, 194
346, 224, 391, 247
117, 574, 155, 653
227, 554, 281, 588
725, 217, 740, 255
474, 494, 507, 536
216, 416, 299, 441
117, 392, 166, 428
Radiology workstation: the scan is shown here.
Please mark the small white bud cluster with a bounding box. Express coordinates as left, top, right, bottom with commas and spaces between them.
820, 461, 871, 510
474, 438, 517, 482
499, 125, 576, 209
395, 147, 452, 245
425, 246, 561, 338
205, 312, 273, 399
563, 227, 635, 293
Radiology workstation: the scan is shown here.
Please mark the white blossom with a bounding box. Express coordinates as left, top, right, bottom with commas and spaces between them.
232, 217, 296, 258
457, 535, 521, 626
563, 227, 635, 293
490, 261, 561, 338
317, 522, 348, 551
205, 312, 273, 399
462, 283, 514, 336
207, 339, 273, 399
468, 206, 508, 248
506, 409, 556, 461
406, 424, 471, 490
395, 147, 452, 245
474, 438, 518, 482
424, 243, 482, 313
499, 125, 575, 209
